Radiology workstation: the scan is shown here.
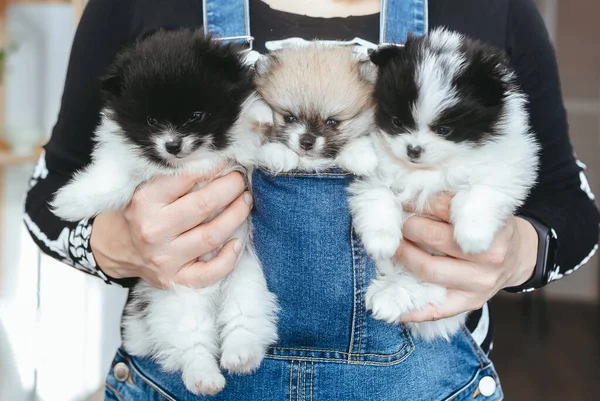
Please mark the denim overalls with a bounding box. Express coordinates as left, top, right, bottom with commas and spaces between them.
105, 1, 504, 400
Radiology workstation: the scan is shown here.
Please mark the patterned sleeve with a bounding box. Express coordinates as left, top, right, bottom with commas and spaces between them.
23, 153, 113, 284
22, 0, 137, 287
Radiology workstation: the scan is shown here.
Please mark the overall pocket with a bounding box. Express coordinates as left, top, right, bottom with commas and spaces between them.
440, 327, 503, 401
105, 349, 178, 401
251, 167, 413, 365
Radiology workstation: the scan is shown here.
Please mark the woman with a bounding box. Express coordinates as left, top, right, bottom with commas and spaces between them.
24, 0, 599, 400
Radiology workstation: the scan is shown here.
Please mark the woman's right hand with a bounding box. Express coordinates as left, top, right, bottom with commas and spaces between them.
90, 170, 253, 288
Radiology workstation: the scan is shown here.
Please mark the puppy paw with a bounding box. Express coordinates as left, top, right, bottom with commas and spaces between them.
220, 330, 267, 374
182, 362, 226, 396
338, 140, 378, 176
361, 231, 402, 260
453, 218, 497, 255
50, 186, 94, 221
348, 153, 378, 176
260, 143, 299, 172
407, 313, 467, 341
365, 279, 414, 323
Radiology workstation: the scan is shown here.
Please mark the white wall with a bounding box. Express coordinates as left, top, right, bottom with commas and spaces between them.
1, 4, 127, 401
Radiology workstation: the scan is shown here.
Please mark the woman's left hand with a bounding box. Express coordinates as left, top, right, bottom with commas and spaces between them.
397, 193, 539, 323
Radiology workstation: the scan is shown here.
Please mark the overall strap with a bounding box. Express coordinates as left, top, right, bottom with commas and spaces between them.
380, 0, 428, 44
202, 0, 253, 49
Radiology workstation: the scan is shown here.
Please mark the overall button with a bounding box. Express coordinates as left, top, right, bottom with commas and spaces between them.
113, 362, 130, 382
478, 376, 496, 397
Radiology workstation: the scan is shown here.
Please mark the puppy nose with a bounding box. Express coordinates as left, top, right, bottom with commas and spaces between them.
407, 144, 423, 159
165, 139, 182, 155
300, 135, 316, 150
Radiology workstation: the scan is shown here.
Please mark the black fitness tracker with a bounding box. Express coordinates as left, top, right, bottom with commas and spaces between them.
504, 215, 558, 293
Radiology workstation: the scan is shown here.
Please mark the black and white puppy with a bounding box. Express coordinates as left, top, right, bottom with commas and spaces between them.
51, 29, 277, 395
349, 28, 539, 340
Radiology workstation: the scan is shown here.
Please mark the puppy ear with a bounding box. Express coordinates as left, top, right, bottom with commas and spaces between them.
352, 52, 377, 84
100, 54, 130, 98
254, 54, 272, 76
369, 45, 403, 66
457, 43, 511, 108
358, 59, 377, 83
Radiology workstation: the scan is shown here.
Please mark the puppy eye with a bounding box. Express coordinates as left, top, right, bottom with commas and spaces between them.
284, 114, 297, 124
325, 118, 340, 127
146, 117, 158, 126
190, 111, 206, 122
435, 126, 453, 136
391, 117, 402, 128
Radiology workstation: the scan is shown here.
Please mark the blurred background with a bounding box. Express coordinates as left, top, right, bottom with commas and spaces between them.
0, 0, 597, 400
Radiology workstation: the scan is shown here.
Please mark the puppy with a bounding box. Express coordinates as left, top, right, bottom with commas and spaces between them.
51, 29, 277, 395
254, 43, 379, 175
349, 28, 539, 340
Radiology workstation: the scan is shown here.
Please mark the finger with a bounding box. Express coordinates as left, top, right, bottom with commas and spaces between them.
173, 239, 242, 288
396, 241, 483, 291
173, 192, 252, 262
400, 290, 475, 323
402, 215, 465, 259
164, 172, 248, 236
405, 192, 453, 223
137, 163, 227, 204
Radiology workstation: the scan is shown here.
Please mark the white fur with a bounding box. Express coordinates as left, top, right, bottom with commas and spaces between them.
52, 93, 278, 395
259, 135, 379, 175
349, 30, 540, 340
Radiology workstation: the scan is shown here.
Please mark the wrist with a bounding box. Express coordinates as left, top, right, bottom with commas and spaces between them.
90, 212, 139, 280
507, 216, 539, 288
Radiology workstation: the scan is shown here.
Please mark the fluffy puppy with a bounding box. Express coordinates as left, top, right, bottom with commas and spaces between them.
51, 29, 277, 395
254, 43, 379, 175
349, 28, 539, 340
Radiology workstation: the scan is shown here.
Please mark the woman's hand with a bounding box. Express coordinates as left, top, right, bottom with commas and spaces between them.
90, 170, 253, 288
397, 193, 538, 322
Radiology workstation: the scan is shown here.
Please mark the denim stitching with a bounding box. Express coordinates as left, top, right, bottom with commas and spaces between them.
267, 171, 351, 177
310, 362, 314, 401
423, 0, 429, 32
357, 230, 364, 354
459, 326, 485, 368
105, 383, 125, 401
302, 361, 307, 401
268, 344, 410, 358
348, 227, 358, 355
266, 353, 412, 366
442, 363, 496, 401
400, 325, 412, 350
258, 167, 352, 177
380, 0, 388, 42
296, 360, 300, 401
289, 360, 294, 401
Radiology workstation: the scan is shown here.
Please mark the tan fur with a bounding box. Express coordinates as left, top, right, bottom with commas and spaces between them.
256, 44, 375, 121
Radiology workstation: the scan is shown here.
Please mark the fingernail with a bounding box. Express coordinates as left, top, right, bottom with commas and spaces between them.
243, 192, 253, 206
233, 240, 243, 254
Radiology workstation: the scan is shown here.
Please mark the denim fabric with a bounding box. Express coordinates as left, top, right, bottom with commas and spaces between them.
380, 0, 428, 43
202, 0, 252, 46
105, 1, 504, 399
105, 169, 503, 401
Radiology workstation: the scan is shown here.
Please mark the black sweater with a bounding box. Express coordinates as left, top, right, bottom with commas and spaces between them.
24, 0, 599, 354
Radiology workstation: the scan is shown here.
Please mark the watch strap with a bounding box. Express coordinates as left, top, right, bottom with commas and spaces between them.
504, 214, 558, 293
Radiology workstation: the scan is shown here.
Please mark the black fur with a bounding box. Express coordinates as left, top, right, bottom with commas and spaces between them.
371, 32, 519, 146
100, 29, 253, 165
